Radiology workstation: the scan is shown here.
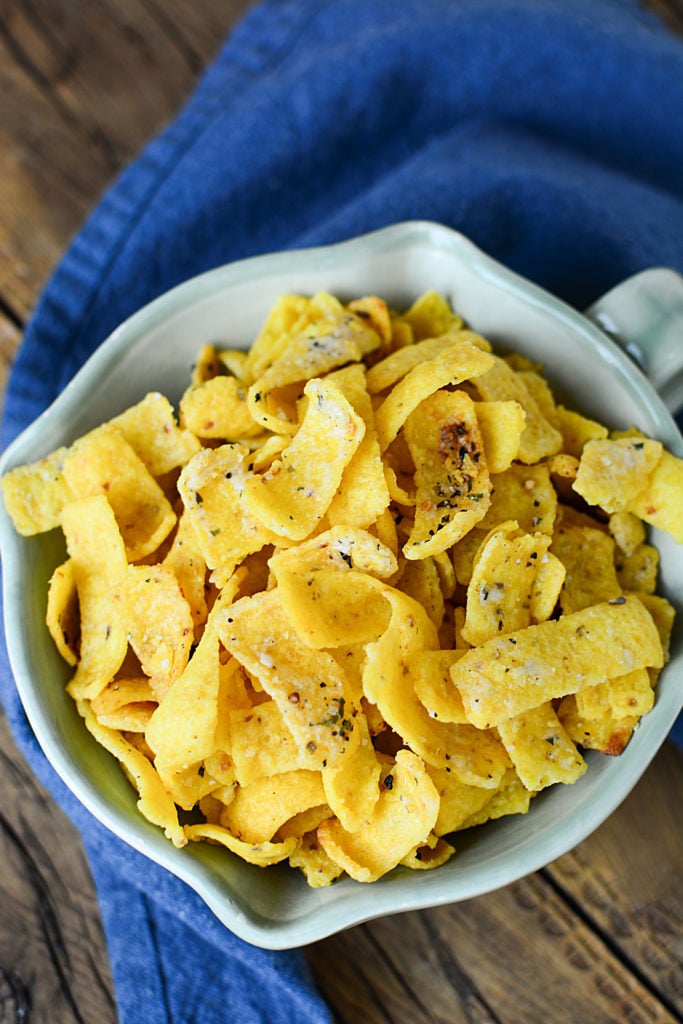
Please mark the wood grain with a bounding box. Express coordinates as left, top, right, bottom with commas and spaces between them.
0, 707, 117, 1024
0, 3, 681, 1023
0, 0, 256, 322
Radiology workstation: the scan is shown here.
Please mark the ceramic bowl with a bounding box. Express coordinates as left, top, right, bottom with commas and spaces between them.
1, 221, 682, 949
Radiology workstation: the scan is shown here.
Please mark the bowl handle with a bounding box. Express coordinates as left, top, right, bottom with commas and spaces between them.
586, 268, 683, 417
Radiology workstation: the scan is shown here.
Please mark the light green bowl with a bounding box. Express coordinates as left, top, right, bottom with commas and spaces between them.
1, 221, 682, 949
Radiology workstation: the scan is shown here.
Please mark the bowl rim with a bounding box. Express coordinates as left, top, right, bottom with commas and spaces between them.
1, 220, 682, 948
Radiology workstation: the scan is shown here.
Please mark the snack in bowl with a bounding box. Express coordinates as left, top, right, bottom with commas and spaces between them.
1, 222, 682, 947
2, 286, 680, 888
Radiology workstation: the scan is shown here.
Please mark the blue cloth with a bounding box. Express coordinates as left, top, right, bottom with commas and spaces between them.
1, 0, 683, 1020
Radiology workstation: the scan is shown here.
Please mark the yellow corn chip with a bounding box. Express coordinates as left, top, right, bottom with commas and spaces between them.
457, 767, 534, 829
317, 750, 439, 882
554, 404, 608, 458
575, 667, 654, 720
46, 559, 80, 666
62, 496, 129, 701
497, 702, 586, 790
551, 522, 622, 614
343, 295, 391, 347
242, 378, 365, 541
241, 294, 311, 385
375, 339, 494, 451
180, 376, 263, 440
482, 462, 558, 536
278, 568, 390, 648
557, 695, 637, 756
463, 522, 563, 645
573, 436, 663, 514
396, 556, 445, 629
184, 822, 297, 865
363, 588, 508, 785
428, 766, 499, 835
409, 649, 468, 723
217, 348, 249, 380
474, 400, 526, 473
110, 391, 200, 475
217, 588, 359, 770
614, 541, 660, 594
403, 290, 465, 340
473, 356, 563, 463
145, 617, 223, 791
608, 511, 646, 557
190, 344, 226, 385
276, 805, 332, 841
401, 834, 456, 871
220, 769, 326, 844
365, 331, 487, 394
178, 443, 278, 587
124, 565, 194, 698
324, 364, 391, 529
288, 832, 345, 887
322, 714, 382, 832
62, 425, 176, 561
90, 677, 157, 734
403, 389, 491, 559
162, 509, 209, 632
627, 449, 683, 542
0, 447, 74, 535
230, 700, 310, 785
452, 595, 663, 729
269, 524, 398, 580
635, 592, 676, 664
246, 309, 380, 433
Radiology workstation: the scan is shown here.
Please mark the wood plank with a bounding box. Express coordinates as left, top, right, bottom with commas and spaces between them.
0, 311, 22, 419
307, 745, 683, 1024
547, 741, 683, 1016
0, 706, 117, 1024
643, 0, 683, 33
0, 0, 255, 320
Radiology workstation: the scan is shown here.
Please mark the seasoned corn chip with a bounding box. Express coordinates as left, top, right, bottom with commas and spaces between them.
46, 560, 79, 666
62, 426, 176, 561
496, 702, 586, 790
220, 769, 326, 845
452, 595, 663, 729
463, 522, 564, 645
573, 436, 663, 514
403, 290, 464, 339
185, 822, 297, 865
217, 589, 359, 770
246, 308, 380, 433
317, 750, 439, 883
473, 356, 563, 463
242, 378, 365, 540
375, 339, 494, 451
403, 389, 491, 559
180, 375, 263, 440
178, 443, 278, 587
0, 447, 74, 535
4, 287, 680, 889
62, 496, 129, 701
474, 400, 526, 473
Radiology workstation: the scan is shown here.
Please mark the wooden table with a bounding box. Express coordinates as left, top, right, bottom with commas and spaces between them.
0, 3, 681, 1022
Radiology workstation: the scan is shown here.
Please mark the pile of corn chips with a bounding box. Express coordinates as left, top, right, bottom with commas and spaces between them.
3, 290, 681, 886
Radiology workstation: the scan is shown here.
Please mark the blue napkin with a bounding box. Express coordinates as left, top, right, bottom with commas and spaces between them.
1, 0, 683, 1020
